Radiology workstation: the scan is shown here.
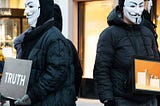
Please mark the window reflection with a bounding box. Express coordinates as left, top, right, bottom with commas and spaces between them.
0, 18, 20, 58
80, 0, 114, 78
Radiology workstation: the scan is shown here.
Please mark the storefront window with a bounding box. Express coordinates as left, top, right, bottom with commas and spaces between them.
0, 18, 21, 58
79, 0, 114, 78
0, 0, 24, 8
0, 8, 29, 59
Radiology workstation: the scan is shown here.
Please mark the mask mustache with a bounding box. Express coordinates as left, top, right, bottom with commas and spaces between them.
129, 12, 141, 17
26, 12, 34, 18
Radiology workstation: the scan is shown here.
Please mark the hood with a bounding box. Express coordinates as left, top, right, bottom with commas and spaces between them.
54, 4, 62, 32
36, 0, 54, 27
142, 10, 156, 28
107, 6, 127, 26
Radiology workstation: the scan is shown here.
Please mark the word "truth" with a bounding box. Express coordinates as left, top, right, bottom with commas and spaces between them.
4, 72, 26, 86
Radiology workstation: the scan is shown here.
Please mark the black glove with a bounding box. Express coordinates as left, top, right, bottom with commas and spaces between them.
0, 93, 6, 105
104, 100, 115, 106
14, 94, 31, 105
0, 93, 5, 100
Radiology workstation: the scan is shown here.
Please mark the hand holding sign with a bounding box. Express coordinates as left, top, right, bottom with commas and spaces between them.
14, 94, 31, 105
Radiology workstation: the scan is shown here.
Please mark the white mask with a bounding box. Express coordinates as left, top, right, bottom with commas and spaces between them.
148, 0, 153, 13
123, 0, 144, 24
24, 0, 40, 27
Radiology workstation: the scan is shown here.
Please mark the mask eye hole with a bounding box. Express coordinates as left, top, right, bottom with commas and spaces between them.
25, 4, 33, 8
29, 5, 33, 8
139, 5, 143, 8
130, 5, 136, 8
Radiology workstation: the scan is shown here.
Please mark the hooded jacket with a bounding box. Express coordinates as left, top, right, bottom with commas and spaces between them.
14, 3, 82, 100
36, 0, 54, 27
14, 0, 76, 105
23, 21, 76, 106
94, 6, 159, 103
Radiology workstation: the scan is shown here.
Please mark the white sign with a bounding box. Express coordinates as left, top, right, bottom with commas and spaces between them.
0, 58, 32, 100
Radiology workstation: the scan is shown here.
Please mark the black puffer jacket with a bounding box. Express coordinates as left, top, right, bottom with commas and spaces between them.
21, 20, 76, 106
94, 6, 159, 103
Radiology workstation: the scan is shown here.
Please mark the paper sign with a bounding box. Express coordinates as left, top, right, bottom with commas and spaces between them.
0, 57, 32, 100
132, 57, 160, 94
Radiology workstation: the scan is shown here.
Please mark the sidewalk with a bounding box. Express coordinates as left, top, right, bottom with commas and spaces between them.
0, 98, 103, 106
76, 98, 103, 106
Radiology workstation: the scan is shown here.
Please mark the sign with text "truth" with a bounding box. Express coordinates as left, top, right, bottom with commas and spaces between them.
0, 58, 32, 100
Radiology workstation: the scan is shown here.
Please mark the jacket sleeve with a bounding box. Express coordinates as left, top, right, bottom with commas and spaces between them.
67, 39, 83, 97
28, 39, 69, 104
73, 50, 83, 97
71, 42, 83, 96
93, 29, 115, 103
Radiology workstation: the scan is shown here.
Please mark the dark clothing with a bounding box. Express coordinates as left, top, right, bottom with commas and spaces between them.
0, 61, 4, 74
14, 32, 82, 103
93, 6, 159, 104
36, 0, 54, 27
142, 10, 158, 48
14, 3, 82, 100
54, 4, 62, 32
14, 28, 32, 58
14, 20, 82, 102
29, 27, 75, 105
114, 97, 157, 106
21, 18, 55, 59
142, 10, 156, 29
17, 19, 76, 106
14, 17, 82, 105
67, 39, 83, 96
0, 61, 4, 80
142, 9, 160, 106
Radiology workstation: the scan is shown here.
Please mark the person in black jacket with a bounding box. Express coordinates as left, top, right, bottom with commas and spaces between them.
13, 0, 77, 105
14, 4, 82, 101
93, 0, 159, 106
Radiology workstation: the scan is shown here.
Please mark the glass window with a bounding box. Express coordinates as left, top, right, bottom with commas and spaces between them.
0, 18, 21, 58
79, 0, 114, 78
